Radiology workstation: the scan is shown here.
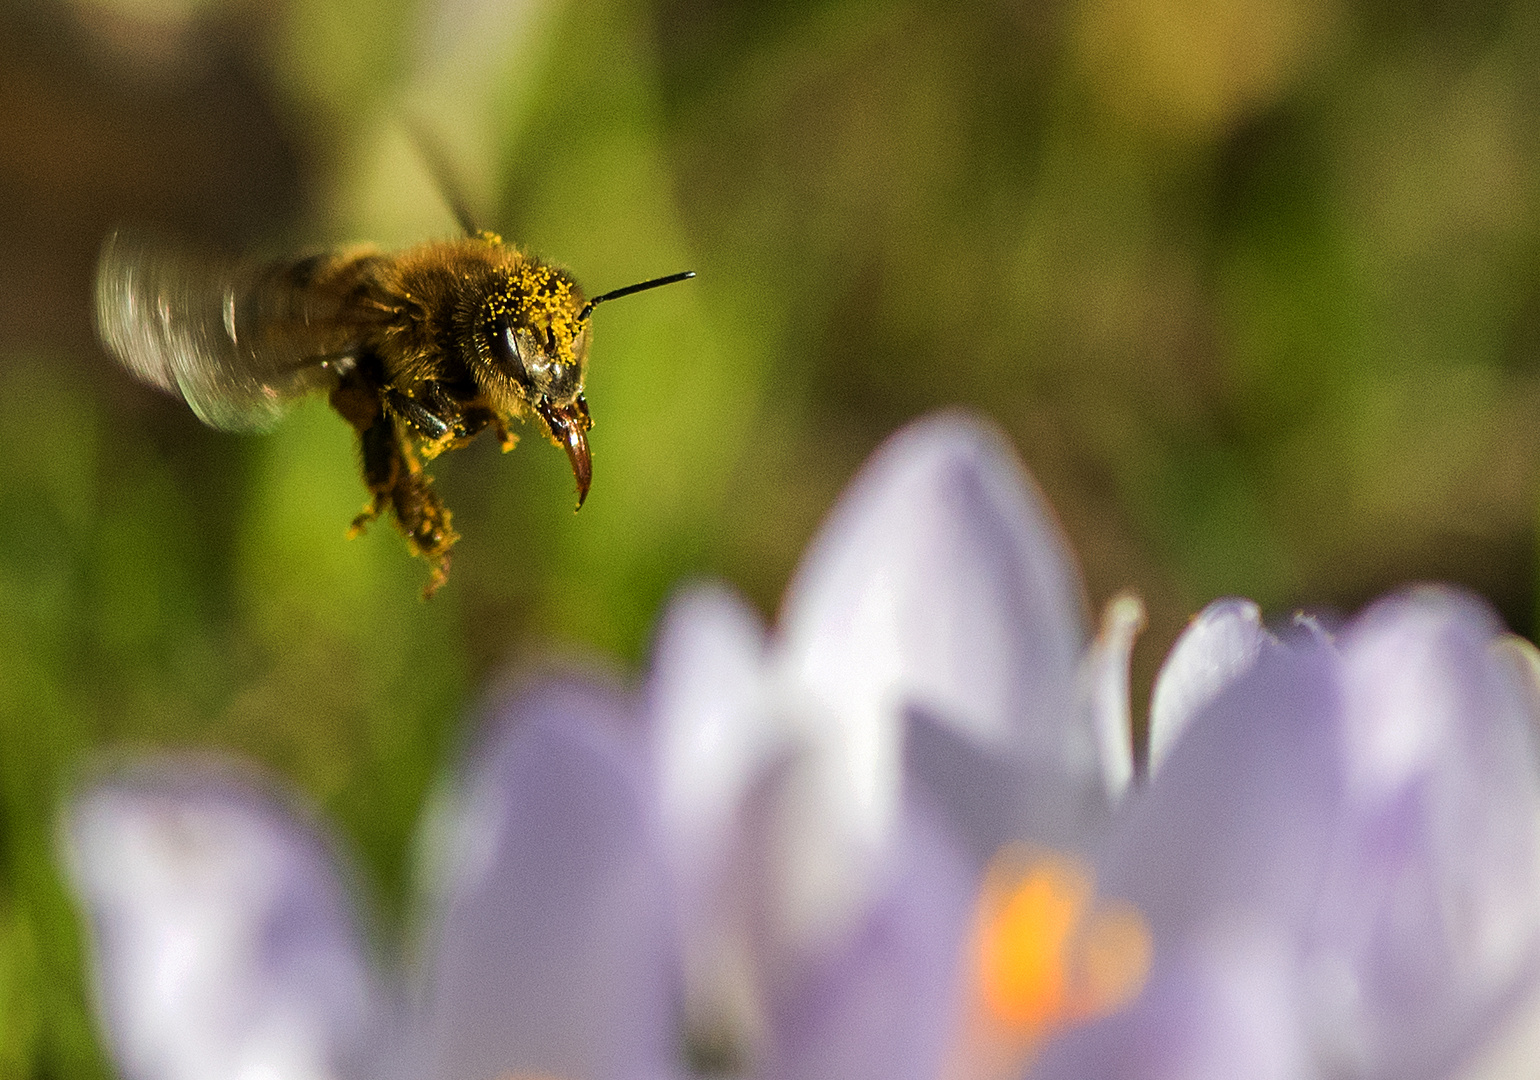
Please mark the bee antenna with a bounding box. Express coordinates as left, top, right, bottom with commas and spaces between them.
579, 271, 696, 321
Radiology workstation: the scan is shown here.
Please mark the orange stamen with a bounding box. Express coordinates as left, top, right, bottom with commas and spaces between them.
977, 856, 1090, 1028
947, 847, 1152, 1079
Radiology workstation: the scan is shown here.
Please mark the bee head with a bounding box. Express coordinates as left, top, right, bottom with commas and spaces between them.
480, 266, 594, 504
478, 263, 694, 508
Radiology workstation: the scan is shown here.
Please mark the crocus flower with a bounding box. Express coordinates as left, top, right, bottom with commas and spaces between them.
63, 412, 1540, 1080
1026, 591, 1540, 1080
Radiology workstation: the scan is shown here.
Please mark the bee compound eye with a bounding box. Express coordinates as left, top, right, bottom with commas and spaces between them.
488, 314, 521, 369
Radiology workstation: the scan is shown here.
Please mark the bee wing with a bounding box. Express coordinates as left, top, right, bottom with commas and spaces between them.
95, 232, 354, 432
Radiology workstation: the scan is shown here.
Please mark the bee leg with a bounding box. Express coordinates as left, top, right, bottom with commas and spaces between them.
385, 388, 452, 440
391, 454, 459, 599
330, 379, 390, 531
350, 410, 459, 597
390, 387, 474, 462
348, 410, 399, 535
453, 406, 498, 441
490, 414, 518, 451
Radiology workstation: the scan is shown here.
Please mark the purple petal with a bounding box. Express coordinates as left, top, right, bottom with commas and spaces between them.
1033, 930, 1313, 1080
1457, 982, 1540, 1080
644, 586, 779, 1064
778, 409, 1090, 769
1039, 589, 1540, 1079
1303, 589, 1540, 1079
1146, 598, 1269, 779
64, 762, 389, 1080
420, 677, 680, 1080
902, 701, 1113, 873
1100, 632, 1345, 941
1026, 636, 1346, 1078
646, 584, 776, 912
903, 707, 1037, 865
757, 805, 977, 1080
768, 413, 1093, 938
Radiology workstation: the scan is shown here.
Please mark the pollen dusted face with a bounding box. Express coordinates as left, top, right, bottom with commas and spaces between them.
482, 262, 595, 506
484, 263, 591, 407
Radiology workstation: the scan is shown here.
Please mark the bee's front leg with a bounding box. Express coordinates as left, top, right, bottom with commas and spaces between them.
452, 405, 503, 444
385, 386, 450, 436
389, 385, 479, 461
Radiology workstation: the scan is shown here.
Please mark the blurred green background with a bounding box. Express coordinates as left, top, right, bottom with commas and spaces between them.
4, 0, 1540, 1073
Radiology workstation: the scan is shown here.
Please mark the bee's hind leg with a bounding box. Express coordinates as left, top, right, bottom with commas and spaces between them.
339, 390, 459, 597
388, 438, 458, 598
349, 411, 398, 535
327, 380, 384, 532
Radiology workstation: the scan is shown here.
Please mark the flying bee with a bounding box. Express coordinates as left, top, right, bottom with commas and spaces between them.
94, 221, 693, 597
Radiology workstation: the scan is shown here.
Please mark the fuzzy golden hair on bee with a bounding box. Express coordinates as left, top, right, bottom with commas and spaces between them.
94, 220, 693, 597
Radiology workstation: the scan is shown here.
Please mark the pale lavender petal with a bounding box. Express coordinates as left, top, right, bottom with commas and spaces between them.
1302, 589, 1540, 1080
1099, 633, 1344, 940
1489, 634, 1540, 730
1455, 982, 1540, 1080
757, 805, 976, 1080
644, 585, 780, 1066
1029, 637, 1345, 1078
647, 584, 776, 913
421, 678, 679, 1080
64, 763, 389, 1080
902, 706, 1036, 865
1083, 593, 1145, 805
1045, 590, 1540, 1079
1146, 598, 1269, 779
902, 700, 1111, 873
1034, 931, 1315, 1080
770, 413, 1092, 939
778, 409, 1090, 774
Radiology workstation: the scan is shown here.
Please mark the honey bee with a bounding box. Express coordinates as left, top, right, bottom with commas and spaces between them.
94, 224, 693, 596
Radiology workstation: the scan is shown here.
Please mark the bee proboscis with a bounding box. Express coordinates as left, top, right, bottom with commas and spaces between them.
94, 223, 693, 596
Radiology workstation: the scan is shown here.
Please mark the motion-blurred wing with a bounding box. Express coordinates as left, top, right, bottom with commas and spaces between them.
95, 232, 357, 432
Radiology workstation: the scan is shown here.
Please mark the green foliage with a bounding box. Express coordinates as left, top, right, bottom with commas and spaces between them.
5, 0, 1540, 1073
